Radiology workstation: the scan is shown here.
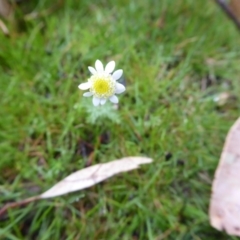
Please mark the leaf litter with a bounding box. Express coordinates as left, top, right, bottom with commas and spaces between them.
0, 156, 152, 217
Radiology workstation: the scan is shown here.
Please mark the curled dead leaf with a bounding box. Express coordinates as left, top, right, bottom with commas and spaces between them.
209, 117, 240, 236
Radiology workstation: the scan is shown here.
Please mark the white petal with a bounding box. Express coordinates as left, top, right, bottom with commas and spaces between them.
112, 69, 123, 80
105, 61, 115, 73
88, 66, 97, 75
100, 98, 107, 105
115, 83, 126, 94
109, 95, 118, 104
95, 60, 104, 72
78, 82, 91, 90
83, 92, 93, 97
93, 97, 101, 106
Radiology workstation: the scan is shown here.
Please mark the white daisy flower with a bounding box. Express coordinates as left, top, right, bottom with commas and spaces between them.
78, 60, 126, 106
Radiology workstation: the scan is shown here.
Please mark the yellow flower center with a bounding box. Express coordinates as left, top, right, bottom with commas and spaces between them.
93, 79, 110, 94
89, 74, 115, 98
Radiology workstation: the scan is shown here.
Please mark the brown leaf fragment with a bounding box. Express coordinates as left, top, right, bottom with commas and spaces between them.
209, 117, 240, 236
0, 19, 9, 35
0, 0, 12, 18
214, 92, 237, 107
230, 0, 240, 20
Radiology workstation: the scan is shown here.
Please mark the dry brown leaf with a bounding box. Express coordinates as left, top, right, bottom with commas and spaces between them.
209, 117, 240, 236
216, 0, 240, 31
0, 156, 152, 217
41, 156, 152, 198
230, 0, 240, 20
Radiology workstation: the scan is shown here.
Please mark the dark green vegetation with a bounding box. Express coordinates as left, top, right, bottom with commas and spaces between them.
0, 0, 240, 239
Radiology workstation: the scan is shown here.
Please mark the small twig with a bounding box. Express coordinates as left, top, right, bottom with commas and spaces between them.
0, 195, 40, 218
216, 0, 240, 31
